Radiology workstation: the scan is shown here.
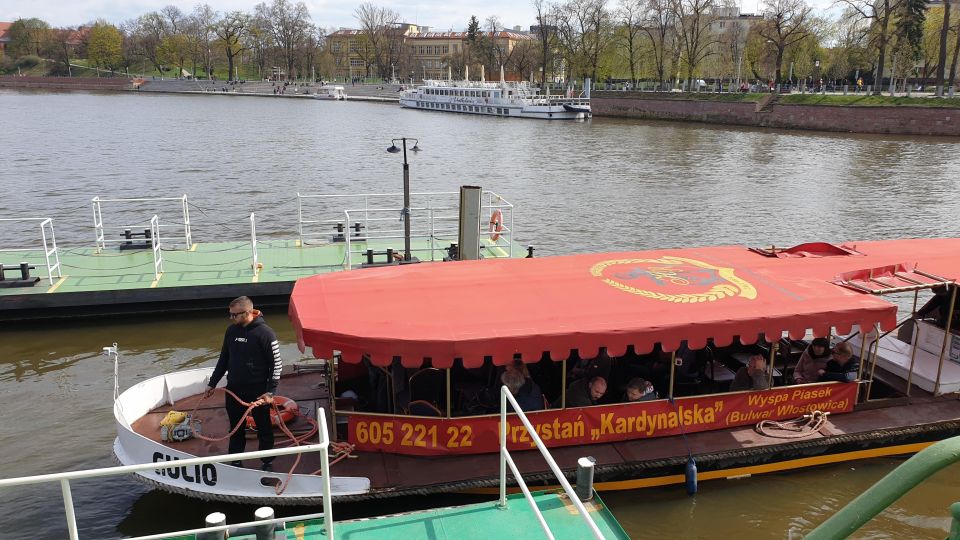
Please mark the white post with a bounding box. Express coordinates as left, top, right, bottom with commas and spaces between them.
318, 414, 335, 540
499, 387, 508, 508
250, 213, 259, 274
297, 193, 304, 246
181, 195, 192, 248
60, 479, 79, 540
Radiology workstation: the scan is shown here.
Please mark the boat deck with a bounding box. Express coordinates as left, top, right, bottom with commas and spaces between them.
848, 326, 960, 395
165, 490, 628, 540
0, 237, 511, 320
137, 370, 960, 500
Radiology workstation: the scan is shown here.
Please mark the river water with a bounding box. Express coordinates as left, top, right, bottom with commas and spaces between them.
1, 89, 960, 539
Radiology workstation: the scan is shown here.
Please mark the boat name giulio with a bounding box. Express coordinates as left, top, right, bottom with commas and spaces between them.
152, 452, 218, 486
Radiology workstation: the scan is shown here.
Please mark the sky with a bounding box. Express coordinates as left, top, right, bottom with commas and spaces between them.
0, 0, 839, 33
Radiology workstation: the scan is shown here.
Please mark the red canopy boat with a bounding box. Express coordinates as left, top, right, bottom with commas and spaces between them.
291, 238, 960, 367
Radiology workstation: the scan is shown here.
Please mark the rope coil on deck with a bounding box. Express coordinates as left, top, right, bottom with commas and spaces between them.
756, 410, 830, 439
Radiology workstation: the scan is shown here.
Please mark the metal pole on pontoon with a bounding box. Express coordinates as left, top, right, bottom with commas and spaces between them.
933, 285, 958, 395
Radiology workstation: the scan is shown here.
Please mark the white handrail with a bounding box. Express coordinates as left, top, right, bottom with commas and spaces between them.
91, 195, 192, 250
498, 386, 605, 540
150, 215, 163, 281
0, 343, 336, 540
0, 217, 62, 285
40, 218, 62, 285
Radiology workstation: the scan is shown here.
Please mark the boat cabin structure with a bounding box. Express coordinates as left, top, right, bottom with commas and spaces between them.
117, 237, 960, 503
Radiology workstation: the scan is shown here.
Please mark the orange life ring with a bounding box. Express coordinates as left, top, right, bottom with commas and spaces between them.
488, 209, 504, 241
246, 395, 298, 429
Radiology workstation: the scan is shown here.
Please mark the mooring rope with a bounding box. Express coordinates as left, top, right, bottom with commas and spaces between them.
188, 388, 342, 496
756, 410, 830, 439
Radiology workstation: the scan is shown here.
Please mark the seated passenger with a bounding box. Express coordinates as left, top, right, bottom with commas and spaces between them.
569, 350, 612, 382
501, 370, 544, 412
818, 342, 859, 383
730, 355, 771, 391
564, 376, 607, 407
793, 337, 831, 385
624, 377, 658, 402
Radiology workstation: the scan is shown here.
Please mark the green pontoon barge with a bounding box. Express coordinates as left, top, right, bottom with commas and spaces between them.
0, 189, 517, 321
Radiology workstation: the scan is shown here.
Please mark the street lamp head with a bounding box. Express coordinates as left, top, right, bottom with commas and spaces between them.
410, 141, 421, 153
387, 144, 401, 154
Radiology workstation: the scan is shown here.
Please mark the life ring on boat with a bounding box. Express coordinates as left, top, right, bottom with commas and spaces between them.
488, 209, 504, 241
246, 395, 298, 429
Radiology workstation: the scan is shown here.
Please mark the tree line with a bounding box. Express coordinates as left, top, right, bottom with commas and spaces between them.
2, 0, 959, 95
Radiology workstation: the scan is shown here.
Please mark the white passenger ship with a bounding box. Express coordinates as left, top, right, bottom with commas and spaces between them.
400, 78, 591, 120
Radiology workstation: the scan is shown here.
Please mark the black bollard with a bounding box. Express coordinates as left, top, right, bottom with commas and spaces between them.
575, 456, 596, 501
20, 262, 32, 281
526, 246, 535, 258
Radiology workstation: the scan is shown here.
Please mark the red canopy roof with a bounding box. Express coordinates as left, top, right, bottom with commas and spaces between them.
289, 238, 960, 368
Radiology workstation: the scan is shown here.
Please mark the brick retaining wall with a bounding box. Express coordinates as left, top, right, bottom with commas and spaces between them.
593, 93, 960, 136
0, 76, 132, 91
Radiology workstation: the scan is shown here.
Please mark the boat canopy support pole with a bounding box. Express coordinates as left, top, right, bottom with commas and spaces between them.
865, 323, 882, 401
906, 290, 921, 398
446, 368, 452, 418
668, 351, 677, 399
767, 340, 778, 389
933, 285, 958, 396
561, 358, 567, 409
330, 354, 338, 441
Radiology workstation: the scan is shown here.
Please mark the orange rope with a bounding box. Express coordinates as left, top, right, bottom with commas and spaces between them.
190, 388, 326, 495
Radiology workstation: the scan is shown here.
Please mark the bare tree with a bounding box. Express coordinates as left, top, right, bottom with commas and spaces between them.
192, 4, 218, 78
213, 10, 252, 80
642, 0, 675, 89
757, 0, 813, 84
835, 0, 902, 94
532, 0, 558, 86
671, 0, 717, 87
507, 40, 539, 80
555, 0, 612, 82
43, 27, 76, 75
616, 0, 645, 86
256, 0, 313, 80
354, 3, 404, 79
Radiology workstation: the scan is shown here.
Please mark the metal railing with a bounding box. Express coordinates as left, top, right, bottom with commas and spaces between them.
149, 215, 163, 281
806, 435, 960, 539
499, 386, 605, 540
0, 411, 335, 540
0, 217, 62, 285
92, 195, 192, 252
297, 191, 515, 268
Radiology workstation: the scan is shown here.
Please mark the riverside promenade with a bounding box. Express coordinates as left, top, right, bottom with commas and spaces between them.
134, 78, 400, 102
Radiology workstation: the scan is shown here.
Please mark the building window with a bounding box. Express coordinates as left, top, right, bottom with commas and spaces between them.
350, 59, 364, 67
332, 42, 341, 53
442, 45, 448, 54
349, 40, 359, 53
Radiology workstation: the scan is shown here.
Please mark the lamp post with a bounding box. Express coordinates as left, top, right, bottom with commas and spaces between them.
386, 138, 421, 262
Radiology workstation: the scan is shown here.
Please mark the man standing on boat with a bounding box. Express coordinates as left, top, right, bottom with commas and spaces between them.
204, 296, 282, 471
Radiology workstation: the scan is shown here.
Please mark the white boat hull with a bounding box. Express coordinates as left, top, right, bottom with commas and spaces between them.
399, 97, 587, 119
112, 367, 370, 504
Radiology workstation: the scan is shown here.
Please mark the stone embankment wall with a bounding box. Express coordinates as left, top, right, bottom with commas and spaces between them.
0, 76, 132, 91
592, 92, 960, 136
